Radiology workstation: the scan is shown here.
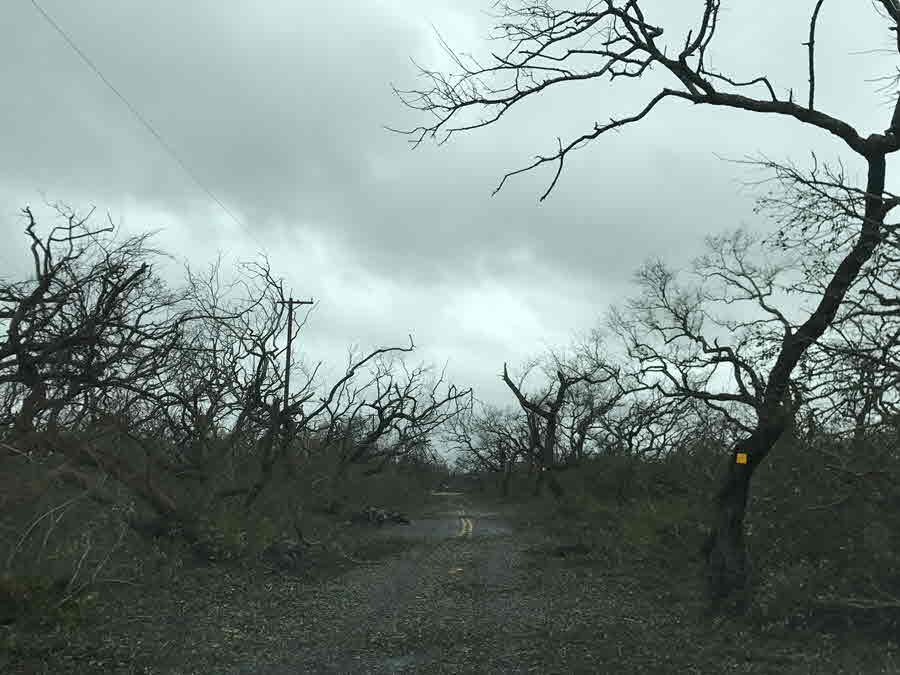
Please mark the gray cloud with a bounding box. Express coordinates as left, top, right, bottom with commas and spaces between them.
3, 0, 899, 404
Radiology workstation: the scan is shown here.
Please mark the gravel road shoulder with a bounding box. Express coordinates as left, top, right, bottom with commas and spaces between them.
4, 492, 897, 674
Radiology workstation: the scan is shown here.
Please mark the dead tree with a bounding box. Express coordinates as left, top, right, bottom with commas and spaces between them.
502, 354, 618, 497
0, 205, 198, 445
587, 389, 698, 459
610, 227, 865, 609
557, 384, 600, 464
445, 403, 532, 496
315, 349, 473, 478
393, 0, 900, 608
801, 312, 900, 443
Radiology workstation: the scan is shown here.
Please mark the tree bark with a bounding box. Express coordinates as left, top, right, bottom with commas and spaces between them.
533, 466, 564, 499
702, 421, 786, 611
703, 145, 890, 610
501, 462, 513, 497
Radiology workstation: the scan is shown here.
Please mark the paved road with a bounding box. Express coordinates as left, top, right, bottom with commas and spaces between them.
12, 488, 893, 673
389, 491, 514, 541
225, 489, 534, 674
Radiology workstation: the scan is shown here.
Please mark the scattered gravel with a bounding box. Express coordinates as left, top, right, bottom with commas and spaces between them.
4, 494, 897, 674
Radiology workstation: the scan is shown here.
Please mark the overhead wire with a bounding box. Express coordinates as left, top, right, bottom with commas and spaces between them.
26, 2, 325, 415
28, 0, 253, 239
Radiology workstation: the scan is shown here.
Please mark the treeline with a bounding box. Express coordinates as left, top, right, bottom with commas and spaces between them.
393, 0, 900, 612
1, 203, 466, 614
445, 225, 900, 616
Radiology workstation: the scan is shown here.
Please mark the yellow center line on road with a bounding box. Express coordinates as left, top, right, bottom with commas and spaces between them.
457, 516, 473, 537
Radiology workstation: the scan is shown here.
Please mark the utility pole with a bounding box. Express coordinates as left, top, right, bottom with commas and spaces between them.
278, 296, 314, 414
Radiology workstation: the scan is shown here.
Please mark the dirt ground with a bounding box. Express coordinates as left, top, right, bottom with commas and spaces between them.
3, 490, 898, 674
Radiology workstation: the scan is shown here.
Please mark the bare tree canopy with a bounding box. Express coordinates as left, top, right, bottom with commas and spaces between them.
1, 207, 472, 545
394, 1, 900, 200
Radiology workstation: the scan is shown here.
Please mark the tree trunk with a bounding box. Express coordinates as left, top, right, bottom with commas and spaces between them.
703, 146, 890, 611
243, 400, 282, 509
702, 421, 786, 612
501, 463, 512, 497
547, 470, 564, 499
532, 464, 546, 496
533, 466, 564, 499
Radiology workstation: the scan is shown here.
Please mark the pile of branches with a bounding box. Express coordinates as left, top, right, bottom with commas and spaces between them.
347, 506, 411, 527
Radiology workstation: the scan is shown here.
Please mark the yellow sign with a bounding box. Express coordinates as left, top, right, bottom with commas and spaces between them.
736, 452, 748, 464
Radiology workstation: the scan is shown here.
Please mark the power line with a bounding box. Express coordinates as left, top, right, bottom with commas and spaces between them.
29, 0, 247, 232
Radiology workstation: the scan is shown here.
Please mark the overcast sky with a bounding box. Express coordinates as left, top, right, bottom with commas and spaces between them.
3, 1, 899, 406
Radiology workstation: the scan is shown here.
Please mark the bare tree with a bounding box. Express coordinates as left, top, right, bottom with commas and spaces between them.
558, 382, 605, 463
799, 323, 899, 441
445, 402, 532, 495
0, 205, 471, 568
587, 389, 698, 459
316, 350, 473, 478
753, 154, 900, 436
502, 351, 618, 496
609, 225, 885, 607
393, 0, 900, 607
0, 206, 214, 460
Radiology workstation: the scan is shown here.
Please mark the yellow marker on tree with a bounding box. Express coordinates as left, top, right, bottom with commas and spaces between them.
736, 452, 748, 464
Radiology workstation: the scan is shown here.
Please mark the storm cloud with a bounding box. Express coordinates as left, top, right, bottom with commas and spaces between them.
2, 0, 897, 404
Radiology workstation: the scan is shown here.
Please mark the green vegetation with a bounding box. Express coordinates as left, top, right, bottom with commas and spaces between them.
494, 425, 900, 638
